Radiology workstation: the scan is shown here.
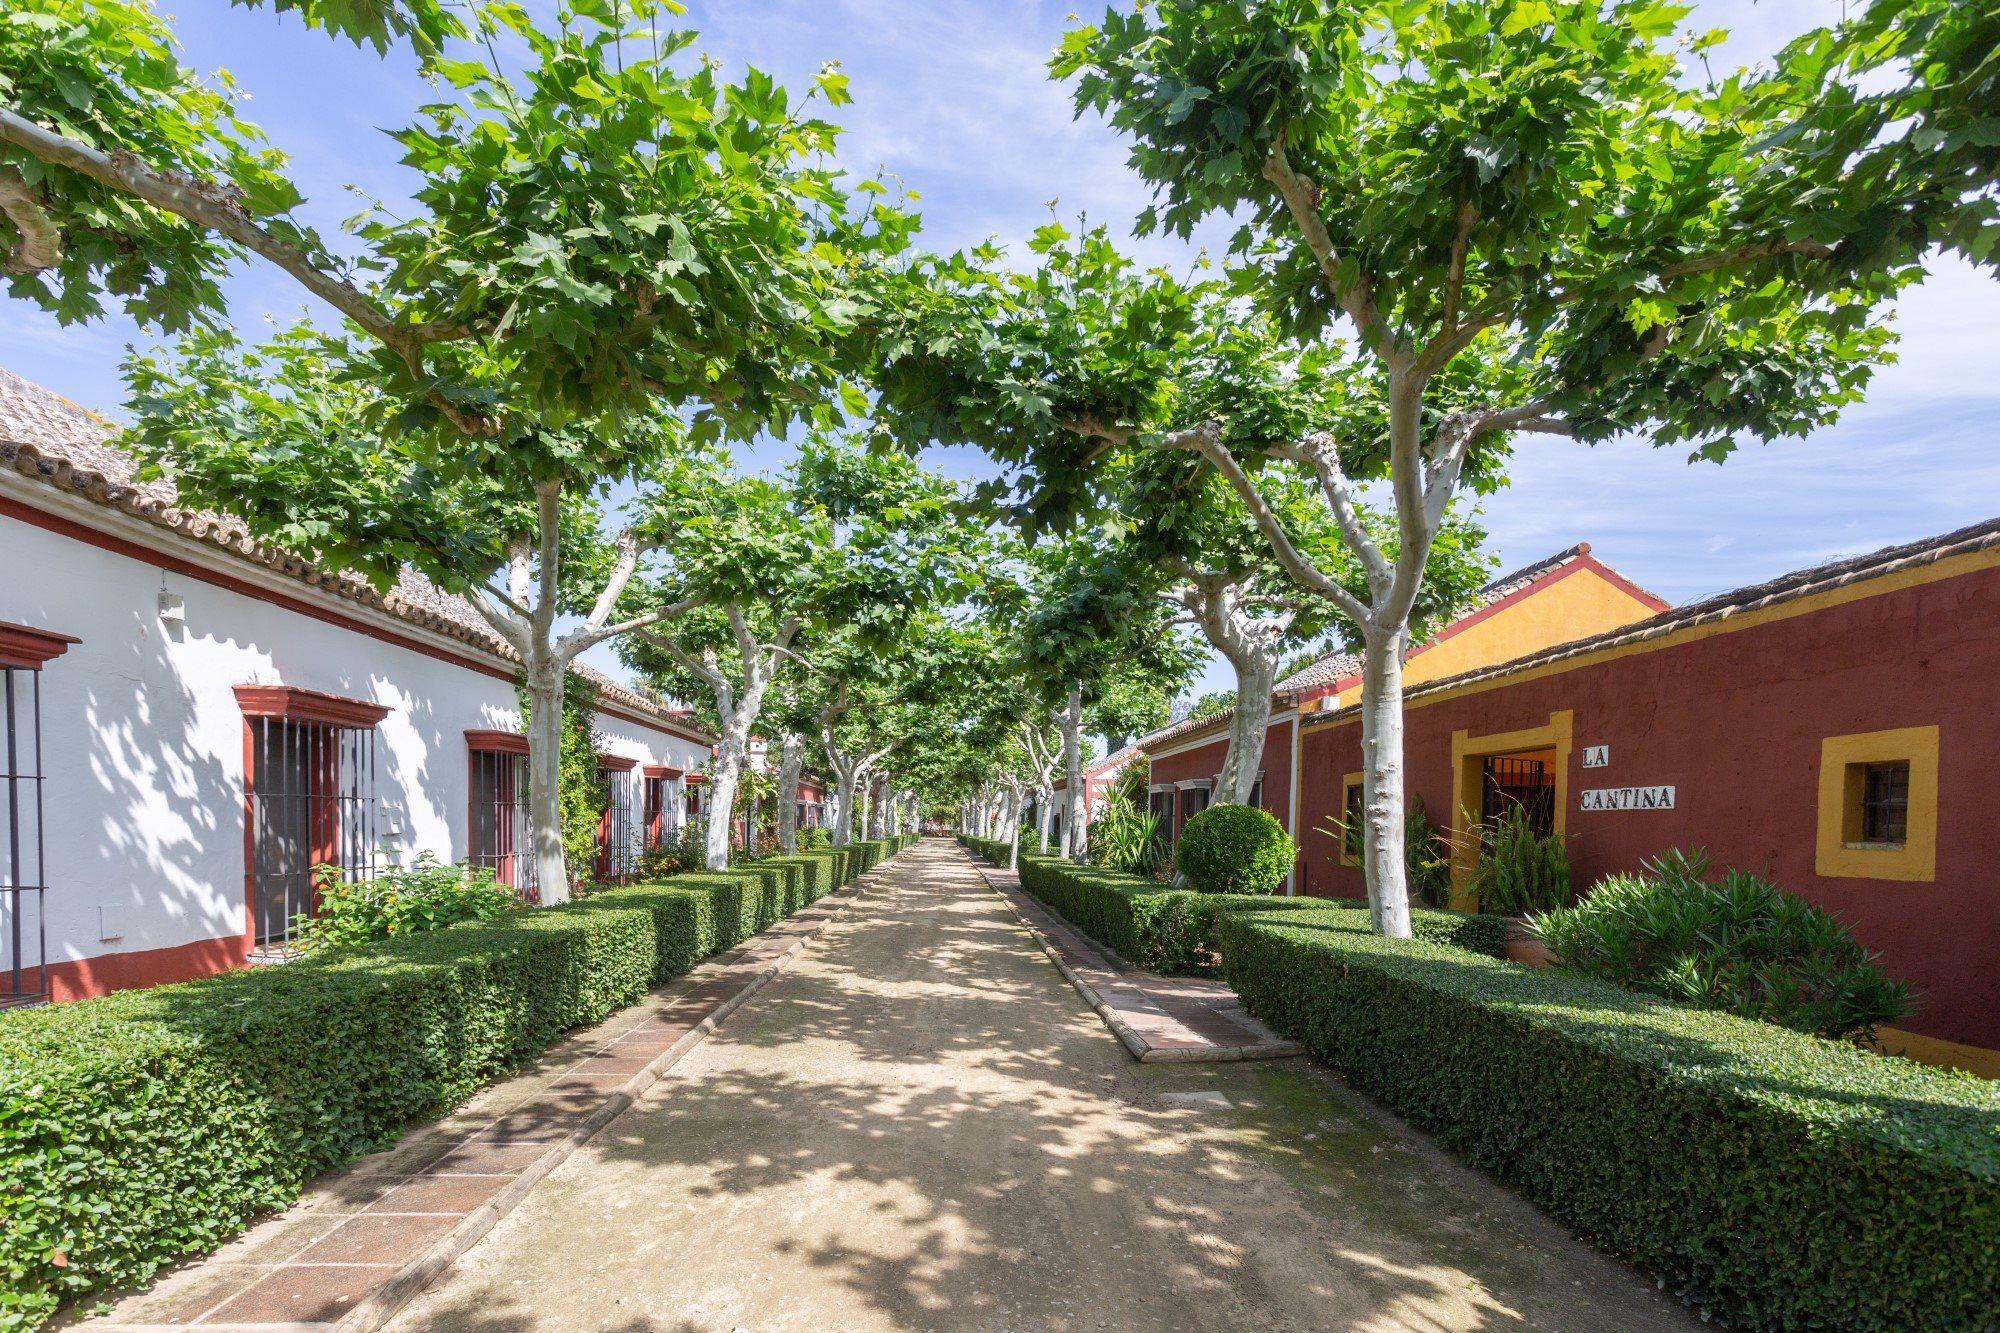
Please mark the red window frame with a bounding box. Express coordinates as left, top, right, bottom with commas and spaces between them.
235, 686, 390, 951
595, 755, 638, 882
642, 765, 682, 848
466, 730, 532, 894
0, 620, 77, 1004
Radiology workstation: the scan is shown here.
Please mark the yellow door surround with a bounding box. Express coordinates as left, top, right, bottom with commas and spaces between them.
1338, 770, 1364, 867
1448, 710, 1575, 912
1815, 725, 1939, 882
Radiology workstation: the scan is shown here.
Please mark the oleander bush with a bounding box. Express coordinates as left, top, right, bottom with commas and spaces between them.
0, 839, 908, 1328
1175, 804, 1295, 895
1531, 847, 1913, 1040
1218, 905, 2000, 1329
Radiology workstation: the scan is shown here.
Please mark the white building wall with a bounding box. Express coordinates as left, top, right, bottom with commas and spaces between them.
0, 497, 709, 986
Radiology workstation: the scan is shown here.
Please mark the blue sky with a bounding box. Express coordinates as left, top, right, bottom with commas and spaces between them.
4, 0, 1997, 700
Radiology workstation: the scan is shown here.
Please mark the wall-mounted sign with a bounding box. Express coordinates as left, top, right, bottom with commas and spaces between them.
1581, 785, 1675, 812
1581, 744, 1610, 768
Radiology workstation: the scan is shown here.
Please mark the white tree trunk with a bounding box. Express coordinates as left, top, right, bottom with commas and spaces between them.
776, 734, 802, 855
829, 771, 856, 847
868, 777, 888, 840
1035, 786, 1053, 852
1060, 680, 1086, 863
1217, 650, 1277, 806
705, 743, 744, 871
1359, 623, 1412, 938
522, 656, 570, 903
1004, 784, 1022, 869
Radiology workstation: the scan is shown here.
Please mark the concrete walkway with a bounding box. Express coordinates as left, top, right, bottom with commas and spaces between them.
389, 839, 1696, 1332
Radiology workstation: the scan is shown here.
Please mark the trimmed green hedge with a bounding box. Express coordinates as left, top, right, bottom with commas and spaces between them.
1218, 906, 2000, 1329
0, 839, 909, 1328
959, 837, 1502, 973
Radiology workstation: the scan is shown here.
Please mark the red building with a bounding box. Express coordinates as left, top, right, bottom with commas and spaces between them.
1142, 544, 1666, 890
1296, 520, 2000, 1074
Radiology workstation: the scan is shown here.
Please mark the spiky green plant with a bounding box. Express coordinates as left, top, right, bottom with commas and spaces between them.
1532, 849, 1912, 1041
1466, 804, 1570, 915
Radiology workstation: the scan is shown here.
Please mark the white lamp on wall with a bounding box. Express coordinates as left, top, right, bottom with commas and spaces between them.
158, 573, 185, 633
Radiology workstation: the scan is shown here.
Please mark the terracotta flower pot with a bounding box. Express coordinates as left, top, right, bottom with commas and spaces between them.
1503, 917, 1556, 968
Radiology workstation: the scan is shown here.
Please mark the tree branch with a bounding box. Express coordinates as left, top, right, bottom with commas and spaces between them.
1440, 199, 1477, 334
1159, 424, 1372, 623
585, 592, 707, 646
0, 108, 468, 354
1276, 432, 1391, 594
0, 164, 60, 274
531, 479, 561, 640
579, 528, 652, 635
1261, 136, 1398, 365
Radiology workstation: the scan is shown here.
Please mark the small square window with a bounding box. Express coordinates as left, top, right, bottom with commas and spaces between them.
1857, 761, 1909, 846
1817, 727, 1937, 882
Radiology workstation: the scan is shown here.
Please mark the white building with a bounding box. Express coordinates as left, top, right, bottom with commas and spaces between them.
0, 369, 713, 1004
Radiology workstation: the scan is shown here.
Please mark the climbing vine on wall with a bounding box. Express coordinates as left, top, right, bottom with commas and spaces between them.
519, 675, 607, 888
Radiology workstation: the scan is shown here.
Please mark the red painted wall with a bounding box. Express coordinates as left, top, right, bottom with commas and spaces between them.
1147, 715, 1297, 848
1296, 561, 2000, 1052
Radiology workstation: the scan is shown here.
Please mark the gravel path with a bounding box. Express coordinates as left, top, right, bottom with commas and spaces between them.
388, 839, 1696, 1332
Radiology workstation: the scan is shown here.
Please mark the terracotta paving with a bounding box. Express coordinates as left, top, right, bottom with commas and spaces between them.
77, 857, 900, 1332
970, 854, 1303, 1063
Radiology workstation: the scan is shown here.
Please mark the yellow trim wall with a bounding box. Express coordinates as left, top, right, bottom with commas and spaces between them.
1307, 545, 2000, 736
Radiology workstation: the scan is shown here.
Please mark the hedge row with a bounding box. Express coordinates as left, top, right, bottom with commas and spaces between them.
0, 835, 914, 1328
1217, 905, 2000, 1329
959, 836, 1503, 972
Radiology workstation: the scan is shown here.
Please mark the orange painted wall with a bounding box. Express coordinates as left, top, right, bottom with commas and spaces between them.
1310, 559, 1666, 712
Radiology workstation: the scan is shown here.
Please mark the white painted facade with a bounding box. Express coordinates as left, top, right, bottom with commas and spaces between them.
0, 466, 710, 1000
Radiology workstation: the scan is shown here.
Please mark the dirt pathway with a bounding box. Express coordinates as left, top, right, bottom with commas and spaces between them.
388, 839, 1694, 1332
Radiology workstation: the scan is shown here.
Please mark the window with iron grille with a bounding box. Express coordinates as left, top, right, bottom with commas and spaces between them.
0, 622, 74, 1006
643, 774, 671, 849
468, 736, 536, 899
245, 717, 379, 948
1481, 755, 1554, 836
237, 687, 388, 951
595, 764, 635, 881
1858, 760, 1910, 846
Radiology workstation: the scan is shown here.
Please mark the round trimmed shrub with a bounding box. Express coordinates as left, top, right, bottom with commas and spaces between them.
1176, 803, 1296, 894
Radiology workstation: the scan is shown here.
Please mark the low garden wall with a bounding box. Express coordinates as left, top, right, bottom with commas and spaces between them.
0, 834, 916, 1328
1219, 904, 2000, 1329
957, 836, 1506, 972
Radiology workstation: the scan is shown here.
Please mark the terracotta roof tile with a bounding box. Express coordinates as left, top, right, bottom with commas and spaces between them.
0, 368, 710, 742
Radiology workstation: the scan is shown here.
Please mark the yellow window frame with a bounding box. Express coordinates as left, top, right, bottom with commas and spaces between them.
1815, 726, 1938, 882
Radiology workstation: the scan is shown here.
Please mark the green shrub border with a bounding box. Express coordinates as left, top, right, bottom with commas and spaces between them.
0, 836, 914, 1327
957, 835, 1503, 973
1218, 906, 2000, 1329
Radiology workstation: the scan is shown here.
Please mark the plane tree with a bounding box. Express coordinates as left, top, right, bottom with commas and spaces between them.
879, 2, 1909, 934
1037, 0, 1932, 933
622, 440, 978, 868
